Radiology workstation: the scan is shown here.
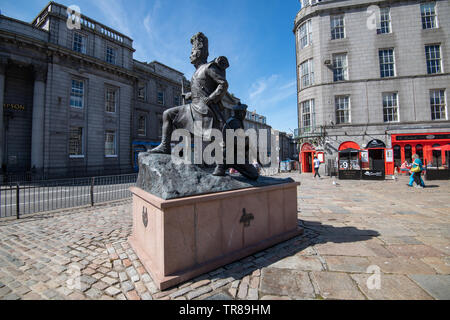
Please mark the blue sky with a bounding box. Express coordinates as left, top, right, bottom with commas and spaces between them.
1, 0, 301, 133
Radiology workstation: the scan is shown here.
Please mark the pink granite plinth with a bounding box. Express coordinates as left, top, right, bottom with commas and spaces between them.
128, 182, 303, 290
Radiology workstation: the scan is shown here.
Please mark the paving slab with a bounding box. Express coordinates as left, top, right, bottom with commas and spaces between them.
408, 275, 450, 300
268, 255, 324, 271
351, 274, 433, 300
260, 268, 315, 299
311, 272, 365, 300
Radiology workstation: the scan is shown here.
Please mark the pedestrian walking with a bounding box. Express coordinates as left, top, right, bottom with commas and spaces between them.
407, 154, 426, 188
313, 155, 321, 179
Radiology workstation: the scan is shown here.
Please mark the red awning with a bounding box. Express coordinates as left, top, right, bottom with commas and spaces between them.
432, 145, 450, 152
339, 141, 360, 151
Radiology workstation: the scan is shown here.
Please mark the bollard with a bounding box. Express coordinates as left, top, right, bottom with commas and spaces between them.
90, 177, 95, 207
16, 183, 20, 219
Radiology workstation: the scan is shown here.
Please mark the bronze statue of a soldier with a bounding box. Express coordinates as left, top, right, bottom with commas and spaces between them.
149, 32, 229, 176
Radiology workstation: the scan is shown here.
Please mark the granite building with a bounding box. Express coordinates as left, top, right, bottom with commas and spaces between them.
294, 0, 449, 174
0, 2, 273, 179
0, 2, 135, 178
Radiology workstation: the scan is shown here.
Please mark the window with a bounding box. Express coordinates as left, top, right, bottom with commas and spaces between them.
105, 131, 117, 156
105, 88, 117, 113
299, 59, 314, 89
404, 144, 412, 163
335, 96, 350, 124
333, 53, 348, 81
421, 2, 437, 29
137, 115, 147, 136
416, 144, 423, 161
382, 92, 399, 122
157, 91, 165, 105
174, 94, 180, 106
425, 45, 442, 74
330, 15, 345, 40
432, 143, 442, 167
393, 145, 401, 167
298, 20, 312, 49
301, 99, 314, 132
377, 7, 391, 34
430, 89, 446, 120
70, 80, 84, 108
106, 46, 116, 64
73, 32, 86, 54
138, 84, 146, 100
157, 114, 163, 138
379, 49, 395, 78
69, 127, 83, 157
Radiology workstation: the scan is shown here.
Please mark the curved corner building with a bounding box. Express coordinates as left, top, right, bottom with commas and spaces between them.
294, 0, 449, 174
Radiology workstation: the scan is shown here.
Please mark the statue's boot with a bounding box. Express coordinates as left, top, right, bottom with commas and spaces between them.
212, 164, 227, 176
232, 164, 259, 181
149, 120, 172, 154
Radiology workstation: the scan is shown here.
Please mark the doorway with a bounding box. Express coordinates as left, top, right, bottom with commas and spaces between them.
369, 149, 385, 171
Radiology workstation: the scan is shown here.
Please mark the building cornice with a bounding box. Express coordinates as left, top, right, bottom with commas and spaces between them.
293, 0, 436, 32
298, 73, 450, 94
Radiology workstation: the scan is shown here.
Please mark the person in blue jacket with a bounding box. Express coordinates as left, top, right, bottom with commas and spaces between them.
407, 154, 425, 188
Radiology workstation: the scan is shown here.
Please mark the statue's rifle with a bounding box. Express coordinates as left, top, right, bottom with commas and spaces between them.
181, 79, 186, 105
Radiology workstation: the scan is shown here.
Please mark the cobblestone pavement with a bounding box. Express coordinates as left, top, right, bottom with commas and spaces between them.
0, 173, 449, 300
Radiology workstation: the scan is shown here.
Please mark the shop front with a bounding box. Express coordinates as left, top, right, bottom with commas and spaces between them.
336, 140, 393, 180
425, 144, 450, 180
300, 143, 315, 173
391, 132, 450, 170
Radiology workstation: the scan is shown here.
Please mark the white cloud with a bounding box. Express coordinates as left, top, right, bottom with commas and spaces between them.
95, 0, 133, 36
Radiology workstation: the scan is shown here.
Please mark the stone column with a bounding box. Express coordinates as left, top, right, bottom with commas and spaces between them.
0, 59, 6, 174
31, 64, 47, 172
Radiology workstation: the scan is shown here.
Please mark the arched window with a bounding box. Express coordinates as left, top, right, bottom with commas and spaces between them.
432, 144, 442, 167
393, 145, 401, 167
416, 144, 423, 162
404, 144, 412, 163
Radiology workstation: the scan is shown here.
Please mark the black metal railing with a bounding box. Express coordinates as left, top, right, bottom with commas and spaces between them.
0, 165, 136, 185
0, 173, 137, 219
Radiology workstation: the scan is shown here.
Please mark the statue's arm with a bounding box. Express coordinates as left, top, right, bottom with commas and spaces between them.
183, 92, 192, 101
205, 57, 229, 105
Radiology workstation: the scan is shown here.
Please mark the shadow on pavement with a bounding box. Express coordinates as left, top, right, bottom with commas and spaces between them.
197, 219, 380, 299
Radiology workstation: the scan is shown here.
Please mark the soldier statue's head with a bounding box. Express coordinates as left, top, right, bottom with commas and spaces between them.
190, 32, 209, 67
232, 102, 248, 121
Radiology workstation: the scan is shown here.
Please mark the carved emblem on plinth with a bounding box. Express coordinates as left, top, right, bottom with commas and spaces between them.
142, 207, 148, 228
240, 208, 254, 227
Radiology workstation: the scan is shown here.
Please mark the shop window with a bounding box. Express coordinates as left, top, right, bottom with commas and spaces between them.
432, 144, 442, 167
416, 144, 423, 162
404, 144, 412, 164
393, 145, 401, 167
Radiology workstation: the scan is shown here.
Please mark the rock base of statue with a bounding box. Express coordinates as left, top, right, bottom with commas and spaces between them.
128, 153, 303, 290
